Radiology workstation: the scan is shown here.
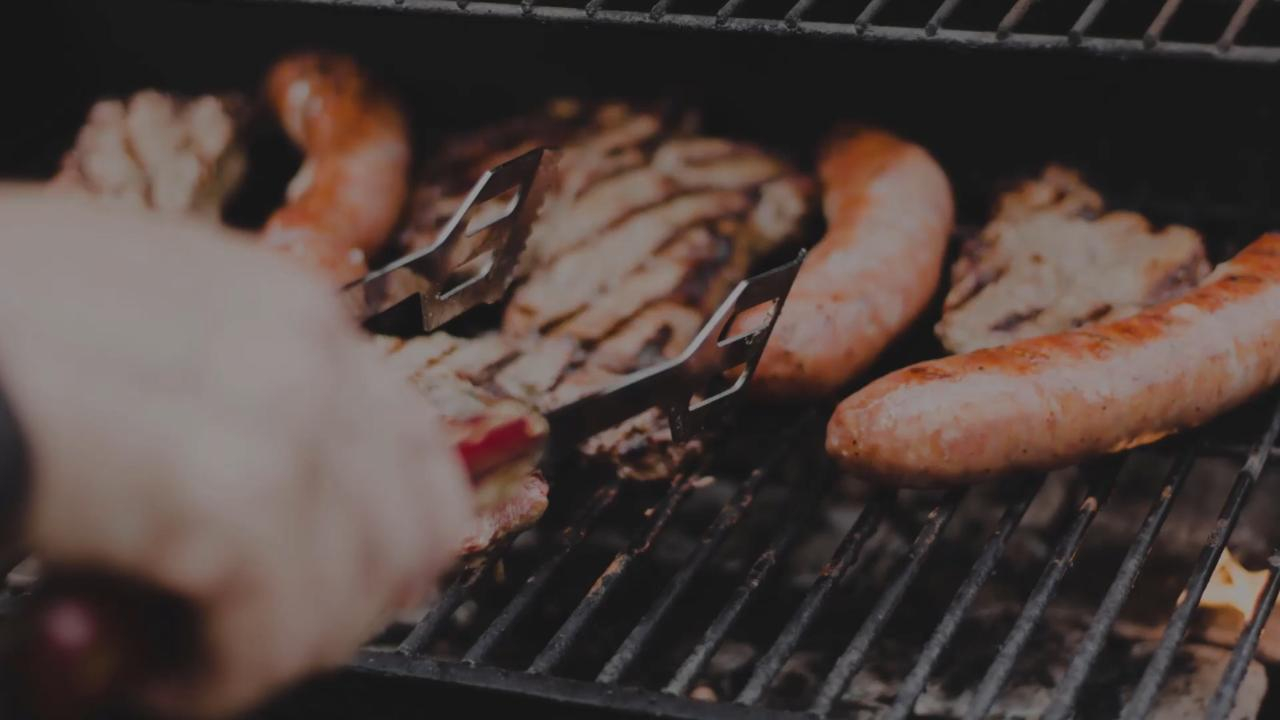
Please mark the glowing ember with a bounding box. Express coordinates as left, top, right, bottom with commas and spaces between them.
1187, 548, 1271, 618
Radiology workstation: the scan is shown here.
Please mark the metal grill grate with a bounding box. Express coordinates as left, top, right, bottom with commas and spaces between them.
352, 389, 1280, 718
230, 0, 1280, 63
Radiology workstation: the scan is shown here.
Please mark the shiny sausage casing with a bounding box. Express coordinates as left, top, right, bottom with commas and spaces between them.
262, 53, 411, 285
828, 233, 1280, 487
735, 129, 954, 400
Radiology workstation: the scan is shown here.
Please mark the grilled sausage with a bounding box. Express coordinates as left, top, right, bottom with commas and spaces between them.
262, 53, 411, 285
827, 233, 1280, 487
734, 129, 954, 399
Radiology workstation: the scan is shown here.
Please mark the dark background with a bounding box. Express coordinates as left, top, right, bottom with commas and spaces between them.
4, 0, 1279, 241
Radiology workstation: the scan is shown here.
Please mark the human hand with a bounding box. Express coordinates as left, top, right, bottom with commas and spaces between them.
0, 189, 473, 718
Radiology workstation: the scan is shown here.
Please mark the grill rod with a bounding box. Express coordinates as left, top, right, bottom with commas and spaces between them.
597, 417, 818, 684
1206, 551, 1280, 720
1119, 393, 1280, 720
885, 475, 1044, 720
662, 468, 826, 697
963, 458, 1124, 720
735, 491, 892, 704
397, 535, 516, 654
526, 470, 703, 674
462, 480, 623, 663
809, 489, 965, 715
1041, 442, 1197, 720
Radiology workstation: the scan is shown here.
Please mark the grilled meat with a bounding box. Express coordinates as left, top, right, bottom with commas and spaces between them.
730, 128, 955, 400
52, 91, 247, 217
937, 166, 1209, 353
261, 53, 412, 285
828, 232, 1280, 488
402, 101, 814, 481
381, 336, 550, 551
459, 471, 549, 555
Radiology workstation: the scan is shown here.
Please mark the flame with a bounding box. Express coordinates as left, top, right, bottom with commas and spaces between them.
1190, 548, 1271, 618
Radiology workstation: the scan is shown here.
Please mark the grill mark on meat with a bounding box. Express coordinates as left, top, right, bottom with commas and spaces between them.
990, 307, 1046, 332
532, 147, 796, 270
944, 258, 1006, 312
431, 334, 521, 384
937, 167, 1208, 354
551, 250, 690, 342
589, 302, 705, 374
652, 139, 792, 190
551, 223, 744, 344
567, 148, 648, 201
505, 189, 754, 336
1072, 304, 1113, 327
671, 222, 747, 310
1144, 251, 1213, 306
492, 336, 581, 403
532, 166, 681, 266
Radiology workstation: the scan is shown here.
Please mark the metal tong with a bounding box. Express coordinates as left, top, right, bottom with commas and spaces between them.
345, 143, 806, 448
545, 252, 804, 449
342, 146, 557, 334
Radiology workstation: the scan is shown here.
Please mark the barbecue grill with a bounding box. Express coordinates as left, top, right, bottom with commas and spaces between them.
6, 1, 1280, 718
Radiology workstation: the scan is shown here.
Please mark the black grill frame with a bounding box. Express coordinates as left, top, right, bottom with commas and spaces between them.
233, 0, 1280, 63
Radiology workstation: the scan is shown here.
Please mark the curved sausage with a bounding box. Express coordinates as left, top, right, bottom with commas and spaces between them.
262, 53, 411, 285
735, 129, 953, 399
827, 233, 1280, 487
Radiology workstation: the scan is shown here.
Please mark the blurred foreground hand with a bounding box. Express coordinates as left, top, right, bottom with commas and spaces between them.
0, 189, 474, 718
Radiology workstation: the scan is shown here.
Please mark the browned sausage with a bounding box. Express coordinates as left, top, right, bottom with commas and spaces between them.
828, 233, 1280, 487
262, 53, 411, 285
733, 129, 953, 399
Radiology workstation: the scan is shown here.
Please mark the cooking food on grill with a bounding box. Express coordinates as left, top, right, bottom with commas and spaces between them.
731, 128, 954, 400
827, 232, 1280, 487
261, 52, 412, 285
937, 166, 1209, 353
381, 336, 551, 552
52, 90, 247, 217
403, 100, 814, 480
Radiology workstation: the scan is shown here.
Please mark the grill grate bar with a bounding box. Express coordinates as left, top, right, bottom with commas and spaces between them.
885, 476, 1045, 720
1199, 441, 1280, 460
462, 481, 623, 663
810, 489, 966, 716
1145, 0, 1185, 48
1070, 0, 1111, 43
1120, 394, 1280, 720
236, 0, 1280, 63
1218, 0, 1261, 51
1206, 552, 1280, 719
926, 0, 966, 35
783, 0, 818, 28
596, 423, 812, 684
735, 491, 892, 704
714, 0, 746, 24
855, 0, 893, 29
527, 472, 700, 674
962, 459, 1123, 720
1042, 443, 1197, 720
663, 476, 823, 697
398, 535, 515, 654
997, 0, 1038, 39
